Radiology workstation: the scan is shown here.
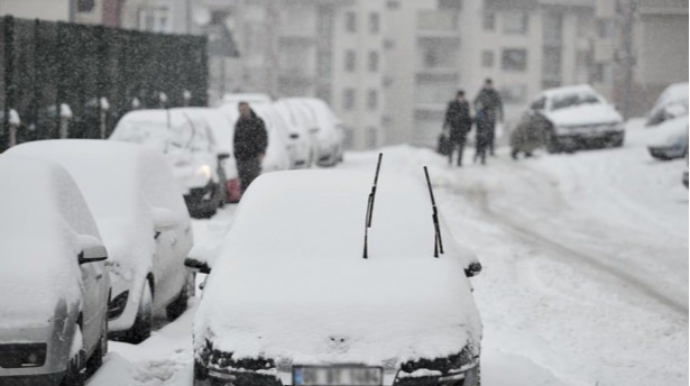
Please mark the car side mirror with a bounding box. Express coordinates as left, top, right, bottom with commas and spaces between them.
290, 133, 300, 140
152, 207, 179, 233
217, 152, 231, 161
79, 245, 108, 265
185, 257, 211, 274
464, 262, 482, 278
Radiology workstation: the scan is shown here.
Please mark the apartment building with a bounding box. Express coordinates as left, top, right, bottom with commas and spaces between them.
0, 0, 121, 25
593, 0, 688, 118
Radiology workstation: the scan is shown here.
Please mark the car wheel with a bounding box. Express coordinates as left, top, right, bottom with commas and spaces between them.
126, 282, 153, 344
60, 341, 85, 386
166, 272, 195, 321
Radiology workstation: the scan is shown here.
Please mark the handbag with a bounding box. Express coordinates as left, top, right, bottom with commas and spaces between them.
437, 123, 452, 156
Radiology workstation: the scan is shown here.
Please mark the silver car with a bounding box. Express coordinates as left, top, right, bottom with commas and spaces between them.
0, 155, 110, 386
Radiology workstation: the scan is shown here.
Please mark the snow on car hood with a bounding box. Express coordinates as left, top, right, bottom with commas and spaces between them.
0, 156, 100, 328
647, 116, 689, 147
545, 103, 623, 127
196, 257, 480, 365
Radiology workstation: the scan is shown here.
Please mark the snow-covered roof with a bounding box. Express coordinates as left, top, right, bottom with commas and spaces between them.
196, 170, 481, 364
0, 155, 101, 328
539, 84, 599, 100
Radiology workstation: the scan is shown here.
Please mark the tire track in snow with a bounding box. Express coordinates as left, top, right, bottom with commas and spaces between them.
460, 180, 688, 317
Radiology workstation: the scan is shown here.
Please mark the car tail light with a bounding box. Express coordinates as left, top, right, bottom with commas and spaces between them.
108, 290, 129, 320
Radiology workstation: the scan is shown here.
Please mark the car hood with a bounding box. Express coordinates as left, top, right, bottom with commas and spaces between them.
545, 103, 623, 127
195, 258, 481, 366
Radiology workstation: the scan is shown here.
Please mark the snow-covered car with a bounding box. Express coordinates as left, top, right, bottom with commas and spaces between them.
273, 101, 317, 167
253, 104, 310, 169
169, 108, 237, 203
647, 116, 689, 161
0, 155, 110, 385
110, 109, 226, 218
222, 93, 272, 107
189, 169, 482, 386
647, 82, 689, 127
525, 84, 625, 153
279, 98, 344, 166
8, 140, 195, 344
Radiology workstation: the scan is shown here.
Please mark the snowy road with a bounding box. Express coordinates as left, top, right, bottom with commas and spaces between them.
89, 120, 688, 386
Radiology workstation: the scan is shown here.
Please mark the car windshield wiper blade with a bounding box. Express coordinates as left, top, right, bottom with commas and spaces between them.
424, 166, 444, 258
363, 153, 383, 259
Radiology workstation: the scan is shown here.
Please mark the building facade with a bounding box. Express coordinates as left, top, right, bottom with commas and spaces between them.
593, 0, 688, 118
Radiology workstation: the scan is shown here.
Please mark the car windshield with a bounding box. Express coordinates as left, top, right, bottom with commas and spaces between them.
550, 92, 601, 111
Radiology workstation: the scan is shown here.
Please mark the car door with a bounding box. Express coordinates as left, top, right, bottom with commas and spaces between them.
80, 259, 107, 356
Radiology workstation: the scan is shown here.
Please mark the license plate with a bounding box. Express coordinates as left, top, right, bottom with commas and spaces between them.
293, 366, 383, 386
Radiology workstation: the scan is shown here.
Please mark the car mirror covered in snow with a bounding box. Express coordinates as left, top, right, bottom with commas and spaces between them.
152, 206, 180, 232
79, 245, 108, 265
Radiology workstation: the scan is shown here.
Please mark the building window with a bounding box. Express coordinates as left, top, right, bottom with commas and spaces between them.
138, 7, 170, 33
343, 89, 356, 110
593, 63, 614, 84
500, 84, 527, 105
387, 1, 400, 10
77, 0, 95, 12
346, 12, 357, 33
542, 47, 562, 81
370, 13, 380, 34
482, 50, 494, 68
503, 12, 529, 35
483, 12, 495, 31
367, 90, 379, 110
368, 51, 379, 72
502, 49, 527, 71
597, 19, 616, 39
345, 50, 356, 72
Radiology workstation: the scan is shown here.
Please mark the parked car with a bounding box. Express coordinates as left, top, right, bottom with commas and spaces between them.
279, 98, 344, 166
110, 109, 226, 218
170, 108, 237, 203
253, 104, 310, 169
8, 140, 195, 343
524, 85, 625, 153
647, 116, 689, 161
0, 155, 110, 385
221, 93, 272, 107
274, 99, 320, 165
188, 169, 482, 386
647, 82, 689, 127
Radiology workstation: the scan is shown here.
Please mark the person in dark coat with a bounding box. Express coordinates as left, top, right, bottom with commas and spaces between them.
474, 78, 503, 156
234, 102, 268, 195
444, 90, 473, 167
474, 108, 491, 165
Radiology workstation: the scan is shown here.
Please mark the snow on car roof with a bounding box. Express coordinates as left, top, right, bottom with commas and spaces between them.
539, 84, 599, 99
7, 140, 189, 281
656, 83, 689, 106
169, 107, 232, 153
197, 170, 481, 364
0, 155, 100, 328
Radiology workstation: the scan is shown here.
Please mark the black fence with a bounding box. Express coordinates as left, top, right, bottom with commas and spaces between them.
0, 16, 209, 151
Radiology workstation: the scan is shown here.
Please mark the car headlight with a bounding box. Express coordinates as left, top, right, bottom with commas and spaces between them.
195, 165, 212, 182
108, 290, 129, 320
0, 343, 48, 368
395, 346, 480, 386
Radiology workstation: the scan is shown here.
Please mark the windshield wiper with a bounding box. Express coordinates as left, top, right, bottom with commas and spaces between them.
424, 166, 444, 258
363, 153, 383, 259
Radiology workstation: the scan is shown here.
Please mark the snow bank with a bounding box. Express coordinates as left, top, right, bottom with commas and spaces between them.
196, 171, 481, 364
0, 155, 101, 329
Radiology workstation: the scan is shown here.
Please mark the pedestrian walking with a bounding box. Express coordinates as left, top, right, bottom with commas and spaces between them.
474, 109, 491, 165
444, 90, 473, 167
234, 102, 268, 196
474, 78, 503, 156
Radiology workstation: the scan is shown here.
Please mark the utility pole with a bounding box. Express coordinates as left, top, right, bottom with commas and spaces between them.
619, 0, 637, 119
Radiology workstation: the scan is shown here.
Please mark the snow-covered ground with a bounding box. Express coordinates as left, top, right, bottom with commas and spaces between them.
89, 119, 688, 386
